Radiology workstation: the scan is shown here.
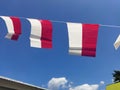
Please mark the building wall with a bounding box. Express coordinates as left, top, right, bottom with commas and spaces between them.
106, 82, 120, 90
0, 86, 15, 90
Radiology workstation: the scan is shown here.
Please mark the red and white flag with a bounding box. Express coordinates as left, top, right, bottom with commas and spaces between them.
67, 23, 99, 57
27, 18, 52, 48
0, 16, 21, 40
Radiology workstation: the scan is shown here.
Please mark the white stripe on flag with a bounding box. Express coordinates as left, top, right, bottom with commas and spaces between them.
0, 16, 14, 39
69, 49, 82, 55
67, 23, 82, 55
27, 18, 42, 48
114, 35, 120, 50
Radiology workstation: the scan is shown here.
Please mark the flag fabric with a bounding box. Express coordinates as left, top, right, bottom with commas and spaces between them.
67, 23, 99, 57
114, 35, 120, 50
27, 18, 52, 48
0, 16, 21, 40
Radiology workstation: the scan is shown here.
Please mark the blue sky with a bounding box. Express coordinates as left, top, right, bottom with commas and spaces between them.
0, 0, 120, 90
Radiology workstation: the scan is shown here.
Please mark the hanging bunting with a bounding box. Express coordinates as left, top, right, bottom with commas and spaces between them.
0, 15, 119, 57
27, 18, 53, 48
0, 16, 21, 40
67, 23, 99, 57
114, 35, 120, 50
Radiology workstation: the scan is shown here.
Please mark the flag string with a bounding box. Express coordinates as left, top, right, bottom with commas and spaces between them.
2, 15, 120, 28
100, 24, 120, 28
50, 20, 67, 23
51, 20, 120, 28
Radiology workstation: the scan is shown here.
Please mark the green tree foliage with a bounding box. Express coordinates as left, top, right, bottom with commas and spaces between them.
113, 70, 120, 83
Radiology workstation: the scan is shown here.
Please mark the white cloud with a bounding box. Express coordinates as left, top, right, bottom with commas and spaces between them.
100, 81, 105, 85
69, 84, 99, 90
48, 77, 68, 90
47, 77, 105, 90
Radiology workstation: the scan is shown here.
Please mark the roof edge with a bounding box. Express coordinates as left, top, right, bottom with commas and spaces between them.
0, 76, 46, 90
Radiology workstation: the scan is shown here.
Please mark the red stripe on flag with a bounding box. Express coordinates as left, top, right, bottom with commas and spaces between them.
10, 17, 21, 40
40, 20, 52, 48
82, 24, 99, 57
11, 34, 19, 40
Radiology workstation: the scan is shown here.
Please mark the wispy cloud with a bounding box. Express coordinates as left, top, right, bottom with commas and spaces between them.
69, 84, 99, 90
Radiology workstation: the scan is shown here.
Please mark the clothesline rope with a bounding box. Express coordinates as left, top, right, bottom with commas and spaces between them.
2, 15, 120, 28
